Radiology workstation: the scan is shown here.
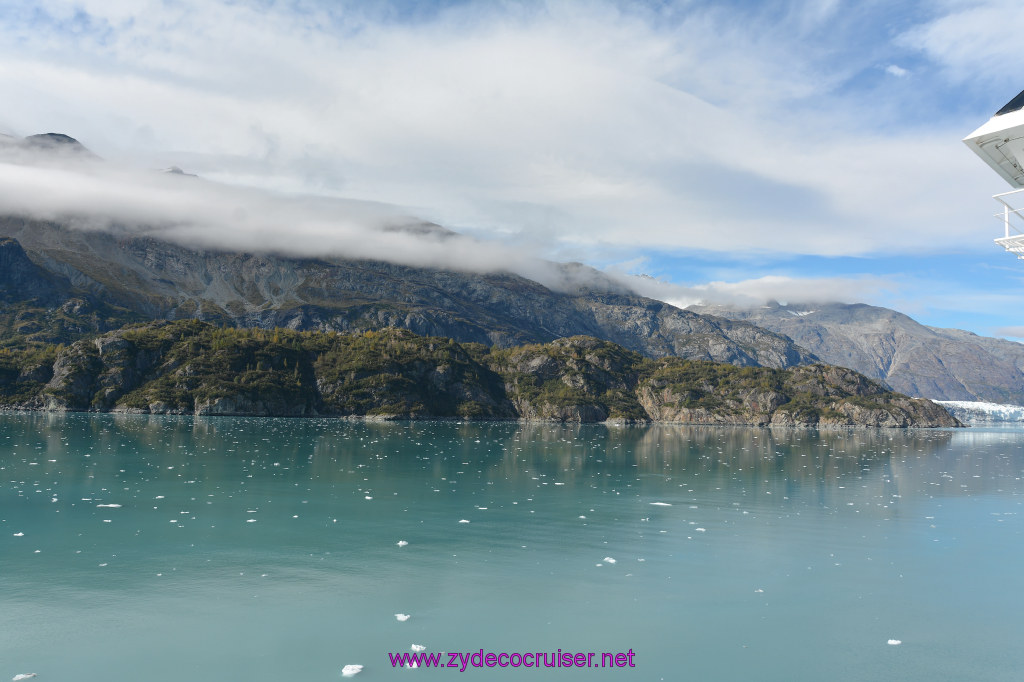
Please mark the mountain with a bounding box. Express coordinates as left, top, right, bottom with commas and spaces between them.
0, 131, 97, 160
687, 301, 1024, 403
0, 215, 815, 368
0, 320, 957, 427
0, 237, 140, 346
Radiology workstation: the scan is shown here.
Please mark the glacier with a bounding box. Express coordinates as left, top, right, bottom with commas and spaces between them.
935, 401, 1024, 423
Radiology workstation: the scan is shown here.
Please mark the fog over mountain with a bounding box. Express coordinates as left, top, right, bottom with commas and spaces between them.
0, 134, 572, 283
0, 133, 903, 309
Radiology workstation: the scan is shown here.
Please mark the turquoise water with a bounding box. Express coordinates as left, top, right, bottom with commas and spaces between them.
2, 414, 1023, 681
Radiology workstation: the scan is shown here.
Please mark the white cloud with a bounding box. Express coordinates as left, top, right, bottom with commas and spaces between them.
610, 271, 899, 309
0, 0, 1008, 265
996, 326, 1024, 340
885, 64, 909, 78
897, 0, 1024, 88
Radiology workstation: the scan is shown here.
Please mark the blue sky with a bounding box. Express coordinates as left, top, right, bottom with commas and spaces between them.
0, 0, 1022, 338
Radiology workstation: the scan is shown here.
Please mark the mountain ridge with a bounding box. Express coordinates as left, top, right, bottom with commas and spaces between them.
0, 216, 816, 368
687, 301, 1024, 404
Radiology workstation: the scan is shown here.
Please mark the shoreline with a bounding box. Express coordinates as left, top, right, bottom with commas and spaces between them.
0, 405, 964, 429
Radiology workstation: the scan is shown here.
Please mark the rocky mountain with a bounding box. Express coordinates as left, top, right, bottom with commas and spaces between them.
0, 237, 141, 345
0, 321, 958, 427
688, 301, 1024, 403
0, 215, 815, 368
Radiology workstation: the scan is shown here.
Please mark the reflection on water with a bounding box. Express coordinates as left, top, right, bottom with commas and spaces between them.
2, 413, 1024, 681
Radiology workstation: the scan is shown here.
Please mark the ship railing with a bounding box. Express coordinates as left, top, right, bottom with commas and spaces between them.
993, 188, 1024, 259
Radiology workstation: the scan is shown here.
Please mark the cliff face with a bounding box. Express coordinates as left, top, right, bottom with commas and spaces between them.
0, 321, 958, 427
0, 236, 67, 304
689, 301, 1024, 404
0, 217, 814, 368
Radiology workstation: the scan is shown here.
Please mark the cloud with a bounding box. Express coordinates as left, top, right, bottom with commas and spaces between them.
995, 326, 1024, 340
885, 64, 909, 78
897, 0, 1024, 90
0, 141, 595, 291
601, 268, 900, 309
0, 0, 1005, 265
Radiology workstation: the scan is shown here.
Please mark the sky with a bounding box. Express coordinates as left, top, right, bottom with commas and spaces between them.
0, 0, 1022, 338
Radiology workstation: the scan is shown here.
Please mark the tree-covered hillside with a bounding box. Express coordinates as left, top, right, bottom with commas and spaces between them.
0, 320, 959, 427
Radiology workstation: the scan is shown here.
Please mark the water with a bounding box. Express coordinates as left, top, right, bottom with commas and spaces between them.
2, 414, 1023, 681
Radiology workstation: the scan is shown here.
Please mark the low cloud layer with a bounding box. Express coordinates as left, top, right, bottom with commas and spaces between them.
1, 140, 888, 308
0, 141, 632, 294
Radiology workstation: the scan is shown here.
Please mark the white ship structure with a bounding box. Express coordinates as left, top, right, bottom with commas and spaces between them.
963, 89, 1024, 258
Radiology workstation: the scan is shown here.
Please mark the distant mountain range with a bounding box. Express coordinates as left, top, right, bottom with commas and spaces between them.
1, 132, 1017, 409
688, 301, 1024, 404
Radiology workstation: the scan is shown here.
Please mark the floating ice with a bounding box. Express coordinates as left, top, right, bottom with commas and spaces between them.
411, 644, 426, 652
458, 519, 470, 524
396, 540, 409, 547
887, 639, 902, 646
97, 503, 122, 508
395, 613, 411, 621
13, 532, 24, 537
12, 675, 37, 681
650, 502, 672, 507
603, 557, 617, 564
365, 496, 373, 500
246, 519, 257, 523
341, 664, 363, 676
